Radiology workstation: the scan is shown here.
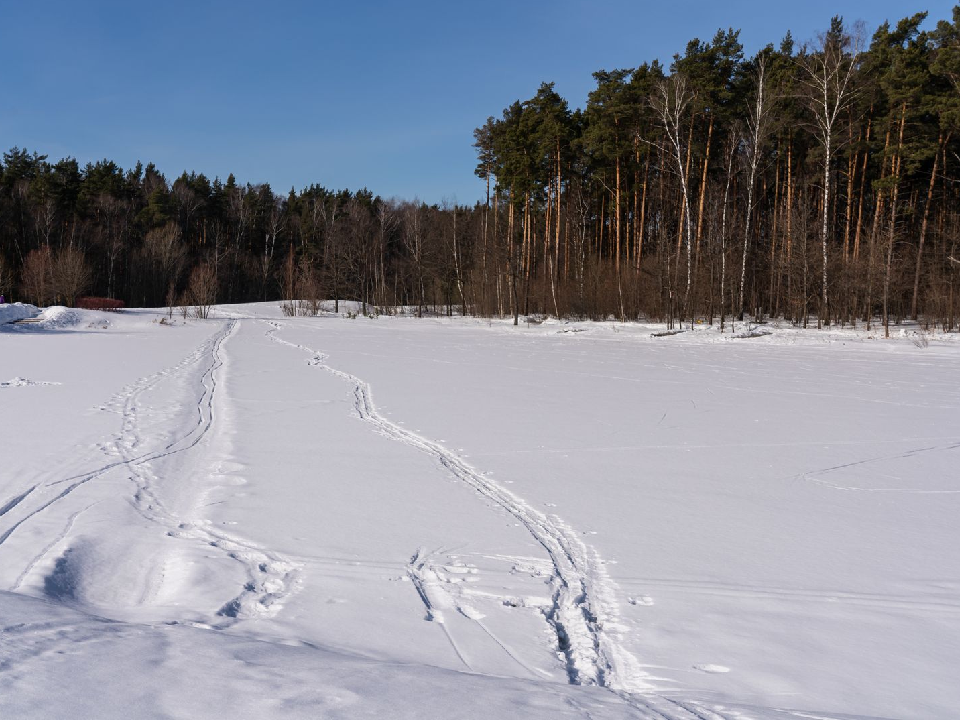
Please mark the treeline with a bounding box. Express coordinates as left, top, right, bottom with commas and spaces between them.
473, 8, 960, 332
0, 151, 477, 317
2, 9, 960, 332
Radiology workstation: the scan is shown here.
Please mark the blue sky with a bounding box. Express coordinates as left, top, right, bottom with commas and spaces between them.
1, 0, 952, 204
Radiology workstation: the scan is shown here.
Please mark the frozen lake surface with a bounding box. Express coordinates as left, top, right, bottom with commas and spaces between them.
2, 302, 958, 719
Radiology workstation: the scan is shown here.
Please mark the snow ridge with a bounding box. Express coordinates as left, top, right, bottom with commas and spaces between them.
262, 320, 650, 694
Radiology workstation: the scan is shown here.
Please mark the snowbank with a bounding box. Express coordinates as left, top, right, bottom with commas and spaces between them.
37, 305, 82, 329
0, 302, 40, 325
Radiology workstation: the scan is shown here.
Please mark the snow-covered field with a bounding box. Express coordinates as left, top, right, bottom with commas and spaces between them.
2, 303, 958, 719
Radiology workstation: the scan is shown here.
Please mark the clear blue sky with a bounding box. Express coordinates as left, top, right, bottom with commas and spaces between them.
0, 0, 952, 204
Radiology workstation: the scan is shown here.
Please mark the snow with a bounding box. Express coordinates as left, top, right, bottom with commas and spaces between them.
0, 302, 40, 325
2, 303, 958, 719
35, 305, 83, 329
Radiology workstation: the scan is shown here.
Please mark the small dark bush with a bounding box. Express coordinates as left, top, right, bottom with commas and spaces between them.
77, 297, 125, 312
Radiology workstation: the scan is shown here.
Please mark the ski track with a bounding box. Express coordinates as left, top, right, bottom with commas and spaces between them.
10, 502, 99, 592
259, 320, 726, 718
0, 486, 39, 519
407, 548, 474, 672
2, 319, 234, 539
2, 311, 741, 719
795, 440, 960, 494
106, 319, 301, 622
406, 546, 547, 679
2, 319, 300, 629
0, 323, 237, 558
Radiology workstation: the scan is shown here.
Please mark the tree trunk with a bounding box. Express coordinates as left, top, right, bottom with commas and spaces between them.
821, 129, 832, 326
695, 115, 714, 260
911, 132, 943, 319
884, 104, 907, 338
853, 115, 872, 261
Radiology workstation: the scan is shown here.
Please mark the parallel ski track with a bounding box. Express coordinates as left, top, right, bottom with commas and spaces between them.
407, 547, 547, 680
109, 318, 300, 622
406, 548, 474, 672
260, 321, 683, 707
3, 319, 299, 627
0, 322, 234, 552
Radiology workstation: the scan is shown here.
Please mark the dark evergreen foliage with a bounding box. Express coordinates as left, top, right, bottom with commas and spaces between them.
3, 7, 960, 332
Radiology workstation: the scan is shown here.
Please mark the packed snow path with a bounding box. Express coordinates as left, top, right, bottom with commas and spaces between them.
2, 304, 959, 719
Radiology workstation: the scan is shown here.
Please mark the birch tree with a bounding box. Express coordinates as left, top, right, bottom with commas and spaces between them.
799, 17, 863, 325
738, 52, 773, 319
652, 73, 695, 317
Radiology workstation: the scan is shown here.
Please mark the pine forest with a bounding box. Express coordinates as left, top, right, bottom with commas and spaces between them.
4, 10, 960, 335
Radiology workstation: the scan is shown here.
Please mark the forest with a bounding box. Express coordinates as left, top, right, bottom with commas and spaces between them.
3, 8, 960, 334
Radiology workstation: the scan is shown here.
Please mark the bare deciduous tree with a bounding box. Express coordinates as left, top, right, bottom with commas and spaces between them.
52, 246, 92, 306
297, 258, 323, 316
376, 200, 399, 310
738, 54, 773, 319
0, 254, 14, 301
651, 74, 695, 316
260, 195, 286, 300
186, 261, 217, 319
402, 201, 427, 317
144, 222, 187, 313
20, 246, 54, 306
799, 18, 863, 324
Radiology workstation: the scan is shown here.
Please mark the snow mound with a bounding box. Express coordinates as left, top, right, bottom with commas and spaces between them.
732, 327, 772, 339
38, 305, 82, 328
0, 302, 40, 325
